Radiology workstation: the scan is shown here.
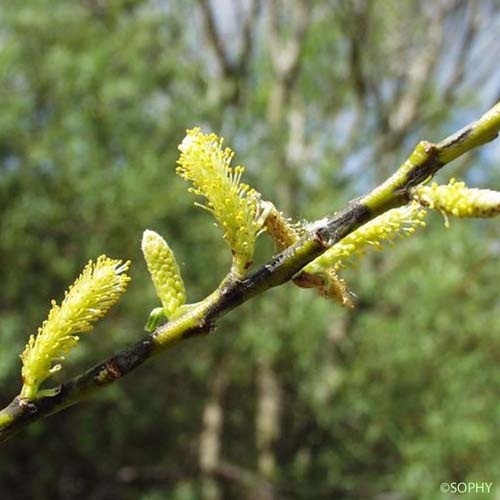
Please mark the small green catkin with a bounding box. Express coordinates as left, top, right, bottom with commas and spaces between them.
142, 230, 186, 319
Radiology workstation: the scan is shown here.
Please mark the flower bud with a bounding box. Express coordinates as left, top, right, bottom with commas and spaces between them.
142, 230, 186, 319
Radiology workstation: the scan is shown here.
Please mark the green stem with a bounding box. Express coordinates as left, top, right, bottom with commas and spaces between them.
437, 101, 500, 163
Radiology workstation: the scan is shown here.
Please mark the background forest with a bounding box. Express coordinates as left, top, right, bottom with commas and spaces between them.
1, 1, 499, 499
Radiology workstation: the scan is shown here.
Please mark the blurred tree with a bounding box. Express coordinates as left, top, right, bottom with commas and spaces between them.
0, 1, 499, 499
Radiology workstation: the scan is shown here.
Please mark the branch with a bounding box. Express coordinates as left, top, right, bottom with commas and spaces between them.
237, 0, 261, 75
441, 1, 479, 104
372, 1, 451, 158
197, 0, 234, 78
341, 0, 373, 154
387, 4, 447, 135
214, 460, 275, 497
1, 101, 499, 442
197, 0, 261, 105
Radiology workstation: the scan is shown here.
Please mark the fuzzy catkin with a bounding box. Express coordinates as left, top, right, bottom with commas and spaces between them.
21, 256, 130, 398
176, 128, 262, 275
306, 203, 427, 273
413, 178, 500, 219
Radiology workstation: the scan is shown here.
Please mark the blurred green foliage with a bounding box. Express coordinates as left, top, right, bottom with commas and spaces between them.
0, 1, 499, 499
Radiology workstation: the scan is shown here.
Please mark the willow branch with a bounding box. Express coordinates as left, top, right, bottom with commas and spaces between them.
1, 101, 499, 442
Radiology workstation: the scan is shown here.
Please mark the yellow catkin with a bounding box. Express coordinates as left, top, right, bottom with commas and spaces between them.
20, 256, 131, 399
413, 178, 500, 225
176, 128, 262, 276
305, 203, 427, 273
142, 230, 186, 319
